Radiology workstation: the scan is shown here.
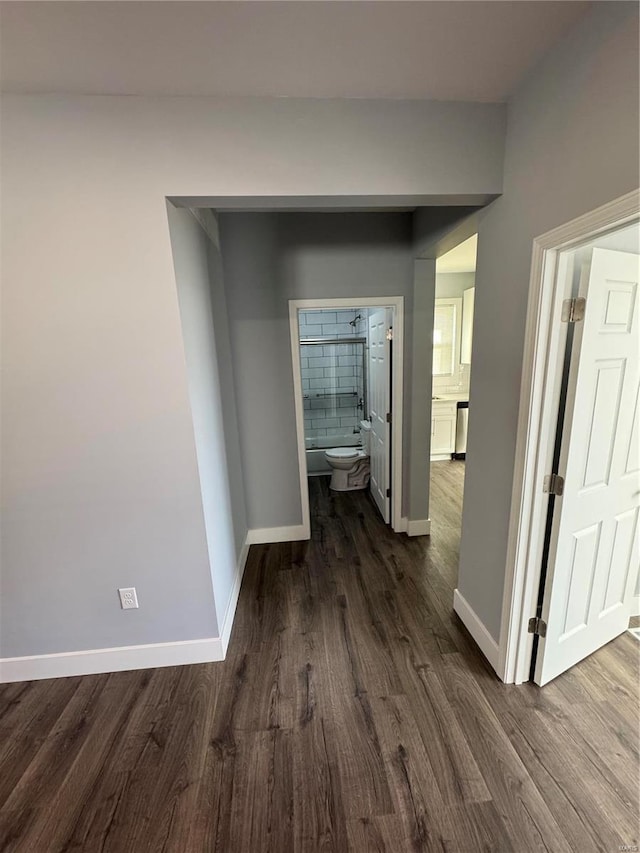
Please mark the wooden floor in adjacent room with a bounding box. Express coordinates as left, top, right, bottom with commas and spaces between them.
1, 463, 638, 852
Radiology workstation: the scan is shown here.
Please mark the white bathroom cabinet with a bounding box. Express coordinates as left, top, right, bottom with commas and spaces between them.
430, 400, 457, 459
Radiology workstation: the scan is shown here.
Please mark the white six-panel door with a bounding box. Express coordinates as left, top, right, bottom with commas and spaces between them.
368, 309, 391, 523
535, 248, 640, 685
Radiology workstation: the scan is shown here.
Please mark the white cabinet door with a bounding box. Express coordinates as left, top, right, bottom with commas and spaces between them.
431, 402, 457, 457
535, 248, 640, 686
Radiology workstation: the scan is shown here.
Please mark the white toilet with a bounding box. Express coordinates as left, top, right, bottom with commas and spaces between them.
324, 421, 371, 492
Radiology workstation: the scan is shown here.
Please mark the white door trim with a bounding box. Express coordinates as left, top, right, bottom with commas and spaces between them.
289, 296, 405, 534
499, 189, 640, 684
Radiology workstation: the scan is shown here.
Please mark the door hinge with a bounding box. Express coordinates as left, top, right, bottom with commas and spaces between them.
386, 488, 391, 498
386, 412, 392, 424
528, 617, 547, 637
543, 473, 564, 496
386, 327, 394, 341
561, 297, 586, 323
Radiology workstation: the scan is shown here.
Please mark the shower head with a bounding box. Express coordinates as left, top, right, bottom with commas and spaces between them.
349, 313, 363, 327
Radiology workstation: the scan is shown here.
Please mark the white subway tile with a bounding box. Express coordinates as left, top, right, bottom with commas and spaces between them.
317, 418, 340, 429
308, 311, 335, 325
307, 356, 333, 367
325, 366, 355, 378
301, 368, 325, 380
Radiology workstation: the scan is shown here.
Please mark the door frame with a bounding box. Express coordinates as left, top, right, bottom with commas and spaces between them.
499, 189, 640, 685
289, 296, 405, 535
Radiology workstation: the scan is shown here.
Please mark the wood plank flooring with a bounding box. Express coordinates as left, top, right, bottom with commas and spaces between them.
0, 464, 638, 852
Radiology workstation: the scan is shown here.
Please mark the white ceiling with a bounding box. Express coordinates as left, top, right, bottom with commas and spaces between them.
0, 1, 590, 100
437, 234, 478, 273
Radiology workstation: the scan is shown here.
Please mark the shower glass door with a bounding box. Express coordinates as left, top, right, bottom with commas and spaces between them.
300, 338, 367, 450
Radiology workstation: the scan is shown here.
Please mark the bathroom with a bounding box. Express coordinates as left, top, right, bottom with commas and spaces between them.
298, 306, 375, 490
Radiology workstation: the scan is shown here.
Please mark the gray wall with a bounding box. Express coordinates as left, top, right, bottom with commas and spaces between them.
204, 222, 248, 559
458, 0, 640, 641
217, 214, 295, 530
220, 212, 421, 529
0, 93, 505, 661
167, 205, 247, 629
410, 260, 436, 522
435, 271, 475, 299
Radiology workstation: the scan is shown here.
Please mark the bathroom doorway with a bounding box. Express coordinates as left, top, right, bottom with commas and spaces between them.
289, 297, 404, 533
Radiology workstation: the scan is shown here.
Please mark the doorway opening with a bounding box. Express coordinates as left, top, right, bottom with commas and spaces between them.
500, 192, 640, 685
429, 234, 477, 565
289, 297, 404, 535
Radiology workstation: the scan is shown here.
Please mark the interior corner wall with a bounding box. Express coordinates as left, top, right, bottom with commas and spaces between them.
203, 224, 249, 560
219, 211, 420, 529
457, 0, 640, 643
0, 205, 219, 661
217, 213, 296, 530
167, 204, 247, 631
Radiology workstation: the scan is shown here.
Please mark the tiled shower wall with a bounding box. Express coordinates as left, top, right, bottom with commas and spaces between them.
299, 309, 369, 444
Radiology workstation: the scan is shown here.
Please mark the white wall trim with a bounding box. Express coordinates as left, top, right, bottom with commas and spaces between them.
289, 296, 405, 533
453, 588, 500, 674
407, 518, 431, 536
0, 536, 252, 684
246, 525, 308, 545
0, 636, 225, 684
499, 189, 640, 684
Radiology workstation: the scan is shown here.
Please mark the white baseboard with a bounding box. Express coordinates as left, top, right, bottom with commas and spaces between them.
395, 516, 408, 533
0, 635, 225, 684
0, 536, 252, 684
219, 540, 250, 656
453, 588, 500, 675
246, 524, 309, 544
407, 518, 431, 537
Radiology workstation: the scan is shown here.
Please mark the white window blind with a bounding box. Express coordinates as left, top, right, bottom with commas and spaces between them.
433, 302, 457, 376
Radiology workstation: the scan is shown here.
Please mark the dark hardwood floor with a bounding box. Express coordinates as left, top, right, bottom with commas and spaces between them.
1, 466, 638, 852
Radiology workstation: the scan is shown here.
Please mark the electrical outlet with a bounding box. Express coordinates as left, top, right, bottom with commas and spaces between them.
118, 587, 139, 610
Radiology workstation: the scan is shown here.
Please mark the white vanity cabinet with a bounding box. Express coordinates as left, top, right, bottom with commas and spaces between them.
430, 400, 457, 459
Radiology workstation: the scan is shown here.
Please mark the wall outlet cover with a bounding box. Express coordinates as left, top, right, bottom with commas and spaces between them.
118, 587, 139, 610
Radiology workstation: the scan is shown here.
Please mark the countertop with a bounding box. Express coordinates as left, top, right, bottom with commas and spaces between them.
432, 393, 469, 403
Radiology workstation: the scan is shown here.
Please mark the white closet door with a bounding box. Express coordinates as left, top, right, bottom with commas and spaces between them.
368, 309, 391, 523
535, 248, 640, 685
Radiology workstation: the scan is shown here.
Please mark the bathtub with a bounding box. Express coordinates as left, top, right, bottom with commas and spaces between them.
305, 434, 363, 476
